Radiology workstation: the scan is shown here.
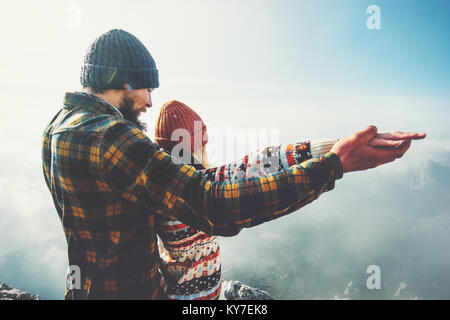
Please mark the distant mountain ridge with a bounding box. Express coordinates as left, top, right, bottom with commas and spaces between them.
409, 160, 450, 190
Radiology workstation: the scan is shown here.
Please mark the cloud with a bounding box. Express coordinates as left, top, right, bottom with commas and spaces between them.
409, 160, 450, 190
0, 0, 448, 301
0, 144, 68, 299
220, 154, 450, 299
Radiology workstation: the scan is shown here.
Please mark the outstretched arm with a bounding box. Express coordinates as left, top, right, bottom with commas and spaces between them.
101, 123, 424, 237
101, 123, 343, 237
200, 139, 338, 183
199, 129, 426, 183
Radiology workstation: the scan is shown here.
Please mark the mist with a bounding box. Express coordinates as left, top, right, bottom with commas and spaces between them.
0, 0, 449, 300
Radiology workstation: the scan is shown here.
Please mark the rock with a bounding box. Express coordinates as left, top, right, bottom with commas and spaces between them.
0, 280, 271, 300
0, 282, 39, 300
219, 280, 273, 300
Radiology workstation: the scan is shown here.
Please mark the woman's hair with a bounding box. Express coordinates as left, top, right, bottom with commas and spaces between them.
192, 145, 210, 169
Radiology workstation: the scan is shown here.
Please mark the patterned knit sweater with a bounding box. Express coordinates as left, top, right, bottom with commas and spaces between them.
156, 139, 337, 300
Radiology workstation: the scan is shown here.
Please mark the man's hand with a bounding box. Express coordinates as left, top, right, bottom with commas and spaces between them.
330, 125, 426, 173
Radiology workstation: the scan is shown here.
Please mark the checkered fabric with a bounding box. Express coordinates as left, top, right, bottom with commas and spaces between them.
41, 91, 343, 299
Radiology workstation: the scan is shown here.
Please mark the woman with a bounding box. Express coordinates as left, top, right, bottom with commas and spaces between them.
154, 100, 341, 300
154, 100, 221, 300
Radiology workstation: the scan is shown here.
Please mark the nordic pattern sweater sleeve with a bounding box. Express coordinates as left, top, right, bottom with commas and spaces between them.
102, 122, 343, 237
199, 139, 339, 183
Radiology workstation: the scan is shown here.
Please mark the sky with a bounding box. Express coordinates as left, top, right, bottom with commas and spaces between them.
0, 0, 449, 299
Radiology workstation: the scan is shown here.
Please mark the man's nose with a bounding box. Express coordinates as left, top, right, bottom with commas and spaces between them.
147, 91, 152, 107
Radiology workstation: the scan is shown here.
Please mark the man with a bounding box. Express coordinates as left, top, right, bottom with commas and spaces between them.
42, 29, 425, 299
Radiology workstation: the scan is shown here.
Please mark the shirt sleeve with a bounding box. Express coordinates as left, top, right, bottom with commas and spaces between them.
100, 122, 343, 237
199, 139, 339, 183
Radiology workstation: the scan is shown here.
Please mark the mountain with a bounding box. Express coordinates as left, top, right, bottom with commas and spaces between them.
220, 280, 273, 300
0, 282, 39, 300
0, 280, 271, 300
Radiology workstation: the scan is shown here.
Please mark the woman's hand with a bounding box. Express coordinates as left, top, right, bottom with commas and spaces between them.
369, 131, 426, 148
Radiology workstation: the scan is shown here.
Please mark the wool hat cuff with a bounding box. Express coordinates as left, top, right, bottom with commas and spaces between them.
80, 63, 159, 89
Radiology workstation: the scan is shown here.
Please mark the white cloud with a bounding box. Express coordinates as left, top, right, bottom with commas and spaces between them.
0, 0, 448, 300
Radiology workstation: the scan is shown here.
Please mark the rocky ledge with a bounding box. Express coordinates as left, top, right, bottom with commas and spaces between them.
220, 280, 273, 300
0, 282, 40, 300
0, 280, 271, 300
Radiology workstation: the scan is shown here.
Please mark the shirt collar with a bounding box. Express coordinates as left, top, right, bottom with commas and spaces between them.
63, 91, 124, 119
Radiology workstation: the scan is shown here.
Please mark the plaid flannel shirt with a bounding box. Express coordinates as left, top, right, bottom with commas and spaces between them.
41, 91, 343, 300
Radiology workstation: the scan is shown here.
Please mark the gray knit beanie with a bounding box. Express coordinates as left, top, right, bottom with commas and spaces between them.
80, 29, 159, 90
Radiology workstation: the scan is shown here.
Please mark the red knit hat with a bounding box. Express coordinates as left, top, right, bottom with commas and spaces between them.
154, 100, 208, 153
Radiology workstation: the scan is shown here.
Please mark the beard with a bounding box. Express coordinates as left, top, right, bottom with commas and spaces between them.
118, 95, 148, 132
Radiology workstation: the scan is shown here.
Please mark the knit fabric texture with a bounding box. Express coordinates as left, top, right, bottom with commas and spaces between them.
310, 138, 339, 157
156, 158, 222, 300
154, 100, 207, 152
80, 29, 159, 90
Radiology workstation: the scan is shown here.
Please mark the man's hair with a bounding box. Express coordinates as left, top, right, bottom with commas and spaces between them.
87, 87, 107, 94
